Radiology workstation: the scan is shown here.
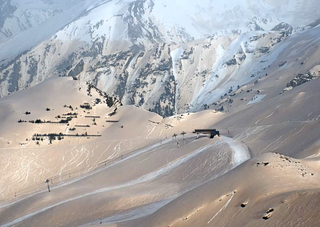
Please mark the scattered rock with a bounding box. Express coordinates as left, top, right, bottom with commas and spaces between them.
256, 162, 270, 167
263, 208, 274, 220
241, 202, 248, 208
279, 61, 287, 67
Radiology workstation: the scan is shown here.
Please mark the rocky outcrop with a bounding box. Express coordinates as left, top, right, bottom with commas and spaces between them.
68, 60, 84, 78
283, 65, 320, 93
271, 22, 293, 37
0, 0, 17, 32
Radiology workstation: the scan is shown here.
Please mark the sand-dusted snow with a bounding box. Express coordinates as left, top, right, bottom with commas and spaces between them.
2, 50, 320, 226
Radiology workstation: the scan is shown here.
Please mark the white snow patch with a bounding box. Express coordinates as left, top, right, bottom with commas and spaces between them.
247, 94, 266, 105
221, 137, 251, 167
170, 46, 184, 114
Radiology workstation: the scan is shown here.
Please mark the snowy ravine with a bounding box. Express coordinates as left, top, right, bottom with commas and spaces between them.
1, 0, 320, 117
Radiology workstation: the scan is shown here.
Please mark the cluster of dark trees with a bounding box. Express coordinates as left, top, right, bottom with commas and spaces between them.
32, 133, 64, 143
86, 82, 122, 107
63, 105, 74, 111
29, 119, 45, 124
23, 118, 73, 124
80, 103, 92, 110
32, 132, 102, 144
63, 112, 78, 116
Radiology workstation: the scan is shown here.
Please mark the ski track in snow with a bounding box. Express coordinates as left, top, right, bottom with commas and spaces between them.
81, 199, 173, 226
0, 137, 250, 227
207, 191, 235, 224
81, 137, 250, 226
84, 141, 247, 227
0, 139, 170, 210
255, 104, 282, 125
259, 122, 307, 154
145, 124, 156, 139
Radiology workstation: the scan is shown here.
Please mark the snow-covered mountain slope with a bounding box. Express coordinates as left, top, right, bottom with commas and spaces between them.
1, 0, 320, 117
0, 0, 111, 60
3, 2, 320, 225
150, 0, 320, 36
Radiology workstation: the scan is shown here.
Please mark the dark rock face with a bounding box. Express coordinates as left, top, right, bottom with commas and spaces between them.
149, 75, 176, 117
68, 60, 84, 78
283, 67, 320, 94
0, 0, 17, 31
0, 70, 9, 85
82, 36, 106, 59
272, 22, 293, 33
250, 36, 261, 42
26, 57, 38, 86
271, 22, 293, 38
247, 19, 265, 32
56, 53, 76, 75
225, 58, 237, 66
238, 54, 246, 61
8, 61, 21, 94
85, 42, 176, 117
258, 47, 269, 54
286, 73, 314, 88
114, 72, 130, 100
125, 0, 163, 44
181, 48, 194, 59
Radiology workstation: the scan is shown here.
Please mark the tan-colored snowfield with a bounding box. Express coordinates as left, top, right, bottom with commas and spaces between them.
2, 27, 320, 227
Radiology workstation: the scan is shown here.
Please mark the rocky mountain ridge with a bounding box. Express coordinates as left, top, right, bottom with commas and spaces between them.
1, 0, 320, 117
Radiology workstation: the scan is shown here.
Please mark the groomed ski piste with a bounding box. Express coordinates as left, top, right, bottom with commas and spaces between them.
0, 135, 250, 227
